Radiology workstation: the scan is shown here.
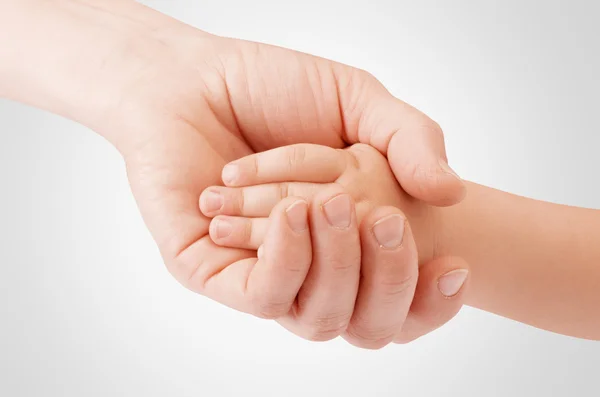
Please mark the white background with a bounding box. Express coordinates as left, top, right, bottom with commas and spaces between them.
1, 0, 599, 396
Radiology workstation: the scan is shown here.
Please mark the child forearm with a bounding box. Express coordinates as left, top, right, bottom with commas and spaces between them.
436, 182, 600, 339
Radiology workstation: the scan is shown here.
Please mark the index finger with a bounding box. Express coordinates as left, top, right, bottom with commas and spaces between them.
199, 196, 312, 318
220, 144, 348, 186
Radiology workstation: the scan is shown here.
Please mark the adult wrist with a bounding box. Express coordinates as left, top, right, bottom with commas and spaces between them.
0, 0, 195, 151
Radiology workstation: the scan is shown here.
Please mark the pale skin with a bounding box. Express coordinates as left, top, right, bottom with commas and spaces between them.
200, 143, 469, 345
206, 144, 600, 340
1, 0, 468, 349
4, 0, 597, 348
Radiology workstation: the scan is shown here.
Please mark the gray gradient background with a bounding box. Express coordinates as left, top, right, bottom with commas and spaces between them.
1, 0, 599, 396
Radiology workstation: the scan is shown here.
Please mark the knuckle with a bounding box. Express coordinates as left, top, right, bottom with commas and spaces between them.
241, 219, 253, 244
409, 162, 447, 192
328, 253, 360, 272
428, 119, 444, 136
355, 68, 377, 84
282, 254, 310, 274
286, 145, 307, 171
418, 117, 444, 140
346, 143, 384, 170
269, 243, 311, 274
407, 162, 434, 195
255, 304, 288, 320
378, 273, 416, 303
237, 188, 246, 214
339, 148, 360, 170
301, 311, 352, 342
251, 154, 260, 178
278, 182, 290, 201
349, 142, 377, 155
250, 293, 290, 319
346, 321, 396, 350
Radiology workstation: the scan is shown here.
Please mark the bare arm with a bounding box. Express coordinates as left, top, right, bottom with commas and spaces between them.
0, 0, 181, 147
0, 0, 470, 348
436, 182, 600, 339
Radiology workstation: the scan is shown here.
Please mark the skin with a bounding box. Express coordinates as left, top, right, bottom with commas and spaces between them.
0, 0, 467, 348
210, 146, 600, 340
3, 0, 598, 344
438, 184, 600, 340
201, 144, 470, 346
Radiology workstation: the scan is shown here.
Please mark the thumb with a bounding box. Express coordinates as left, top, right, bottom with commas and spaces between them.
394, 256, 470, 344
386, 115, 466, 207
335, 67, 465, 206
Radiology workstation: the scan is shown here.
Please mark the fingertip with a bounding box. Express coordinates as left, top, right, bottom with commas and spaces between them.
221, 163, 240, 186
435, 159, 467, 205
370, 213, 407, 250
257, 245, 264, 260
435, 256, 470, 299
199, 188, 225, 216
418, 256, 469, 303
346, 206, 417, 349
267, 196, 312, 243
438, 268, 469, 298
386, 123, 466, 207
208, 216, 233, 243
245, 196, 313, 319
360, 206, 411, 252
394, 161, 466, 207
285, 199, 309, 233
395, 255, 469, 343
403, 256, 469, 339
311, 184, 355, 222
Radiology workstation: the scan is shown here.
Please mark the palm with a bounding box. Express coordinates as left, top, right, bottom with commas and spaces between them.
123, 34, 445, 311
123, 38, 359, 299
217, 39, 351, 152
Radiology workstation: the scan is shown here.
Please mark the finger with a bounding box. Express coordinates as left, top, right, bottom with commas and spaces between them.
204, 197, 312, 319
221, 144, 348, 186
342, 206, 418, 350
394, 256, 469, 344
209, 216, 269, 250
123, 118, 257, 307
178, 236, 255, 311
277, 186, 361, 341
246, 197, 313, 319
332, 67, 465, 206
387, 124, 466, 207
200, 182, 321, 218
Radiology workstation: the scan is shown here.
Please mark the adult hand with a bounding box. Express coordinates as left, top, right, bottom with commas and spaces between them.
1, 1, 467, 347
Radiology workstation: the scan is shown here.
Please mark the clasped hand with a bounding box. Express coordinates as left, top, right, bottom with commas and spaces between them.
73, 3, 469, 349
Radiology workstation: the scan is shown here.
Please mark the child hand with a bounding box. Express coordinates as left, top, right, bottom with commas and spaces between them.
200, 144, 469, 348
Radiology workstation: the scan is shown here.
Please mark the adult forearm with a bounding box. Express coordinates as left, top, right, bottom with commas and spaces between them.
2, 1, 117, 122
437, 182, 600, 339
0, 0, 188, 148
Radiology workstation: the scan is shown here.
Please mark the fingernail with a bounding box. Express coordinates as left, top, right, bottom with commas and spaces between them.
439, 160, 461, 180
438, 269, 468, 297
372, 214, 405, 249
213, 219, 233, 239
202, 190, 224, 213
286, 200, 308, 232
257, 245, 264, 259
322, 194, 352, 229
222, 164, 239, 185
